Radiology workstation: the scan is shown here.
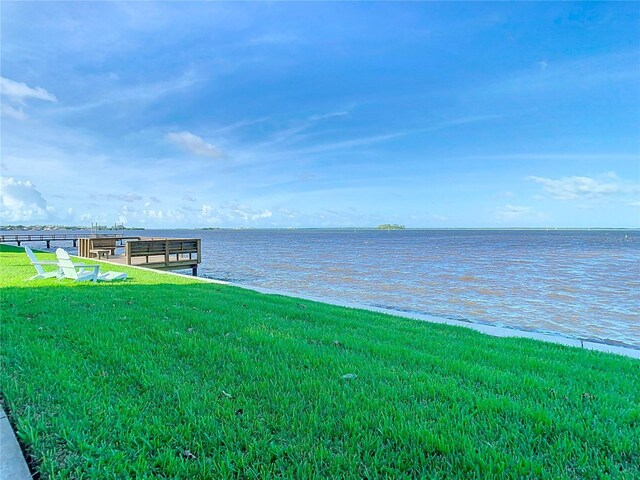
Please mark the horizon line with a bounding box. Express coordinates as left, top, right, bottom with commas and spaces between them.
1, 225, 639, 231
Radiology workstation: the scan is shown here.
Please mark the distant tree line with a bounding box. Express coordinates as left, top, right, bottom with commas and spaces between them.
377, 224, 406, 230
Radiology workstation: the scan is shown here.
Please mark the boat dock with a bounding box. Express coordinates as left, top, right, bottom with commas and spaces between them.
1, 233, 202, 276
78, 237, 201, 276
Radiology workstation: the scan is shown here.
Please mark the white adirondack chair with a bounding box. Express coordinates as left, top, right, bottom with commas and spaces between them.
25, 246, 60, 280
55, 248, 127, 282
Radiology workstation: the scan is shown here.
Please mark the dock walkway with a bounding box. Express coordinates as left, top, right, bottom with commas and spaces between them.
0, 233, 133, 248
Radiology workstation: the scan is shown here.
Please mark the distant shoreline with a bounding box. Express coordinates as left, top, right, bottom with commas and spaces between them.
2, 226, 639, 232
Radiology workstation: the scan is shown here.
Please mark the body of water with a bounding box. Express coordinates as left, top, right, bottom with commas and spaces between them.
6, 229, 639, 348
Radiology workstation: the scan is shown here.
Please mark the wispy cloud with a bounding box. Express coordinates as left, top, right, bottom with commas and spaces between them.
0, 77, 57, 103
307, 111, 350, 122
166, 131, 225, 159
290, 114, 503, 156
293, 131, 409, 155
263, 109, 350, 147
208, 117, 271, 135
114, 70, 199, 104
528, 173, 634, 200
1, 77, 57, 120
428, 114, 505, 130
56, 70, 199, 114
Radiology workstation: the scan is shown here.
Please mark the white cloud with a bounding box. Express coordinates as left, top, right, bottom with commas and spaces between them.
117, 205, 138, 225
1, 77, 57, 120
142, 208, 187, 223
0, 177, 54, 222
199, 203, 272, 223
201, 204, 216, 217
529, 174, 623, 200
0, 77, 57, 104
494, 204, 531, 221
166, 131, 225, 159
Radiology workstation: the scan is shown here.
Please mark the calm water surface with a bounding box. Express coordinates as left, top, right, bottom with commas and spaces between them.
9, 229, 639, 348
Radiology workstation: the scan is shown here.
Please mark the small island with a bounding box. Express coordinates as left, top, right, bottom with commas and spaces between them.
377, 224, 406, 230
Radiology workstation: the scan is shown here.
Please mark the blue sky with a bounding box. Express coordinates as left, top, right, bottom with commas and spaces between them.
1, 2, 639, 228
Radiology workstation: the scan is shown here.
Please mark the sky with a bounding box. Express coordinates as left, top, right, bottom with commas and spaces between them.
1, 2, 639, 228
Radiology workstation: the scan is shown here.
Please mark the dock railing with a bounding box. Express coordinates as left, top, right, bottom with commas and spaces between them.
77, 237, 141, 258
125, 238, 201, 275
1, 233, 124, 248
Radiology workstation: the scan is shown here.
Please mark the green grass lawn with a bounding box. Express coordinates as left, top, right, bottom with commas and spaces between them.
1, 244, 638, 479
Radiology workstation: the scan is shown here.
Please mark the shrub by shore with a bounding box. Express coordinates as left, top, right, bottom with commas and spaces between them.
1, 244, 638, 478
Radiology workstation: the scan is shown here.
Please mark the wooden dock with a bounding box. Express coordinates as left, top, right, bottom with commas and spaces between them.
0, 233, 135, 248
78, 237, 201, 276
0, 234, 202, 276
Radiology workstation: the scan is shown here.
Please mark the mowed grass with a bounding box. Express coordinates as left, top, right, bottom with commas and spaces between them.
1, 244, 638, 479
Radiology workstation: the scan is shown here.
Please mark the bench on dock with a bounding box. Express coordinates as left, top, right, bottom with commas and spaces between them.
78, 238, 118, 258
125, 238, 201, 275
89, 239, 117, 258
